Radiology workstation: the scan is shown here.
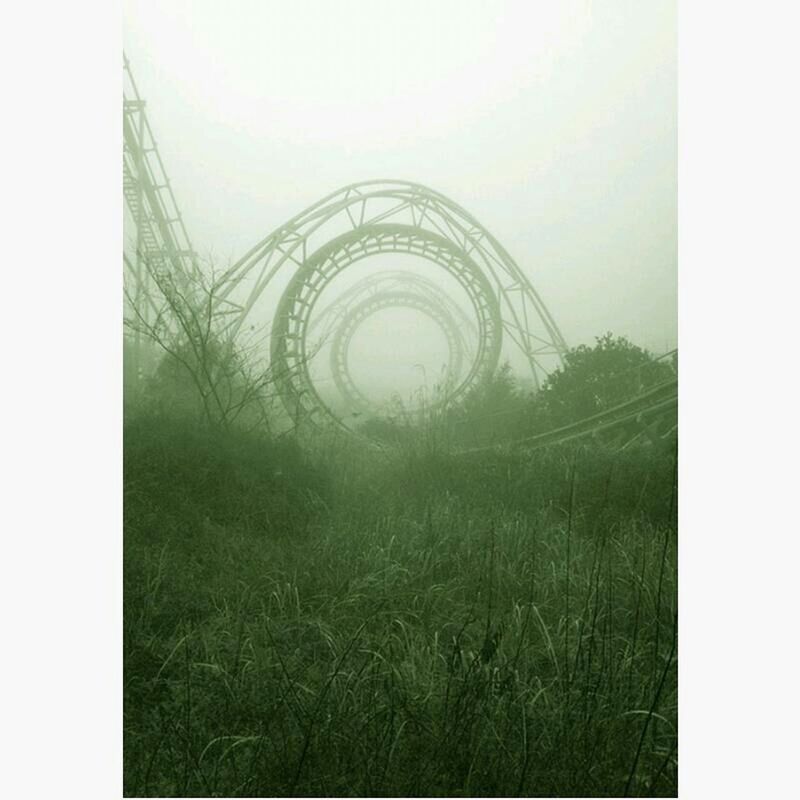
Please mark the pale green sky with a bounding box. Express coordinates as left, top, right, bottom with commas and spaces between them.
124, 0, 676, 359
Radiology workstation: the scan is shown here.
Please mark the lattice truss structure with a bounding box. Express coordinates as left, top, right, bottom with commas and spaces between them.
307, 271, 477, 415
215, 180, 570, 430
122, 54, 207, 387
122, 59, 675, 448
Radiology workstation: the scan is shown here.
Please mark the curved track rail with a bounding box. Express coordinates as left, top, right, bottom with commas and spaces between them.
330, 290, 466, 414
122, 62, 675, 452
219, 179, 570, 429
309, 270, 475, 414
456, 353, 678, 455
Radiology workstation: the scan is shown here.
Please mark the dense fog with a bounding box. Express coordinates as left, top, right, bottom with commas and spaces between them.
124, 0, 676, 406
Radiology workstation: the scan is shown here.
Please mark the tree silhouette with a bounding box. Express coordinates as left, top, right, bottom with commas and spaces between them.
540, 333, 674, 427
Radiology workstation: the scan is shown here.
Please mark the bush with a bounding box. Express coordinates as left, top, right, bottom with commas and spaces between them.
540, 333, 675, 427
124, 413, 329, 541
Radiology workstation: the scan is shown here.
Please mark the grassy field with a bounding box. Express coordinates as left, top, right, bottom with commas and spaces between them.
123, 416, 677, 797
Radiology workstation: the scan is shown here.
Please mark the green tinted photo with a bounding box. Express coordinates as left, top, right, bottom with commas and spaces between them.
124, 2, 677, 796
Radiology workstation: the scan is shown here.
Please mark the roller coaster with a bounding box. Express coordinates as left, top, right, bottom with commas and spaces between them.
123, 58, 676, 451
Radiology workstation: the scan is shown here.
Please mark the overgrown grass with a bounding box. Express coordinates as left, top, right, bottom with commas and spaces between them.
124, 416, 677, 797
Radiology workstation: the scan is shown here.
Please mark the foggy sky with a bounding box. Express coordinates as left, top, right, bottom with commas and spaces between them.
124, 0, 676, 355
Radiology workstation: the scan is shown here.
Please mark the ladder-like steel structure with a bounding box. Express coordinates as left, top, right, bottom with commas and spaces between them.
121, 57, 676, 454
123, 54, 199, 367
